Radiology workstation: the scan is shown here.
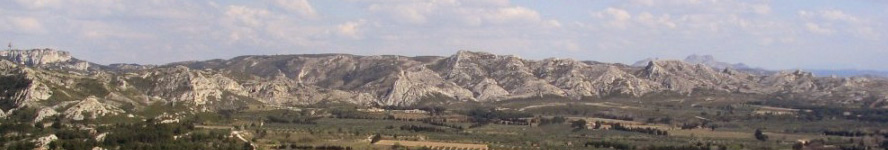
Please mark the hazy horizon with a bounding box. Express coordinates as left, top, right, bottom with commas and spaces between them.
2, 0, 886, 71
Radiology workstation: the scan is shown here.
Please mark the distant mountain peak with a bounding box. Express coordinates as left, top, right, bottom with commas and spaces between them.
808, 69, 888, 78
684, 54, 715, 62
633, 54, 749, 70
631, 58, 659, 67
682, 54, 749, 70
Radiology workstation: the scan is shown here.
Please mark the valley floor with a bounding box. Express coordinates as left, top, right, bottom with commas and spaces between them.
3, 96, 887, 150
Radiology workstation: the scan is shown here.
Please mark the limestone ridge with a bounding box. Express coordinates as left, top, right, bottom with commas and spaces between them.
1, 49, 887, 120
683, 54, 750, 70
0, 49, 95, 71
634, 54, 772, 75
0, 49, 74, 66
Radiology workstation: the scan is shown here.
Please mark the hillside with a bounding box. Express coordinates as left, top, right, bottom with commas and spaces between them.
2, 48, 888, 149
1, 49, 887, 120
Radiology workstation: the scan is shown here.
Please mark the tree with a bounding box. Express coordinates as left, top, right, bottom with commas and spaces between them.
571, 119, 588, 130
243, 142, 253, 150
51, 117, 63, 129
754, 129, 768, 141
593, 121, 603, 129
370, 133, 382, 144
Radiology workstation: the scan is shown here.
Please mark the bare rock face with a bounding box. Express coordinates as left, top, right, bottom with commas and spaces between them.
186, 72, 248, 105
108, 63, 155, 71
131, 66, 250, 106
0, 49, 73, 66
589, 66, 660, 97
636, 55, 772, 75
0, 67, 52, 110
640, 60, 744, 94
762, 70, 818, 92
532, 58, 592, 98
33, 134, 58, 149
432, 51, 568, 100
383, 68, 474, 106
63, 96, 123, 120
243, 76, 298, 105
472, 78, 509, 101
0, 49, 92, 71
3, 48, 888, 114
15, 76, 53, 106
34, 108, 59, 123
0, 59, 18, 69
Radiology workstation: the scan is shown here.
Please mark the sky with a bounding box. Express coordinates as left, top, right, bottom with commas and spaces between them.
1, 0, 886, 70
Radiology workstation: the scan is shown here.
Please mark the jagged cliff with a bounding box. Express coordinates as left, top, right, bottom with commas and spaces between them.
0, 49, 95, 71
1, 49, 886, 120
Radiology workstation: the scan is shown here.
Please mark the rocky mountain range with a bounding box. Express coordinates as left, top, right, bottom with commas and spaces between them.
633, 54, 773, 75
1, 49, 886, 120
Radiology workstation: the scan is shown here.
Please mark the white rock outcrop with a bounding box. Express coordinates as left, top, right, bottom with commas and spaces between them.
0, 49, 72, 66
63, 96, 124, 120
34, 108, 59, 123
33, 134, 58, 149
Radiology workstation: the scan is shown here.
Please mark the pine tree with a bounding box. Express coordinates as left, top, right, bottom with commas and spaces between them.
754, 129, 768, 141
571, 119, 587, 130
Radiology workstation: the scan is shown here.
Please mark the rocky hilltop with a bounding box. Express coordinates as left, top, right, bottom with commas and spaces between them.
633, 54, 773, 75
0, 49, 97, 71
1, 49, 886, 120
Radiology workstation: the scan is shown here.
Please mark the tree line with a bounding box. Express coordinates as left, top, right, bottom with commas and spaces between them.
398, 125, 447, 133
611, 123, 669, 136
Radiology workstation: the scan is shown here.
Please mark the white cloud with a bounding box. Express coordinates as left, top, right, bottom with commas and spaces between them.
6, 17, 45, 34
799, 9, 880, 39
554, 40, 581, 52
543, 20, 562, 28
367, 1, 443, 24
220, 5, 286, 47
801, 9, 859, 22
636, 12, 676, 28
364, 0, 556, 27
593, 7, 633, 28
750, 4, 771, 15
597, 7, 632, 21
850, 26, 880, 40
76, 20, 151, 39
14, 0, 62, 9
805, 22, 834, 35
592, 8, 682, 29
338, 20, 365, 39
275, 0, 317, 17
482, 6, 542, 25
589, 0, 789, 34
460, 0, 510, 7
225, 5, 273, 27
14, 0, 125, 17
626, 0, 773, 15
820, 9, 858, 22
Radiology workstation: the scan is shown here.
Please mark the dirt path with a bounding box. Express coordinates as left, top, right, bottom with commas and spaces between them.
374, 140, 488, 150
518, 102, 639, 111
